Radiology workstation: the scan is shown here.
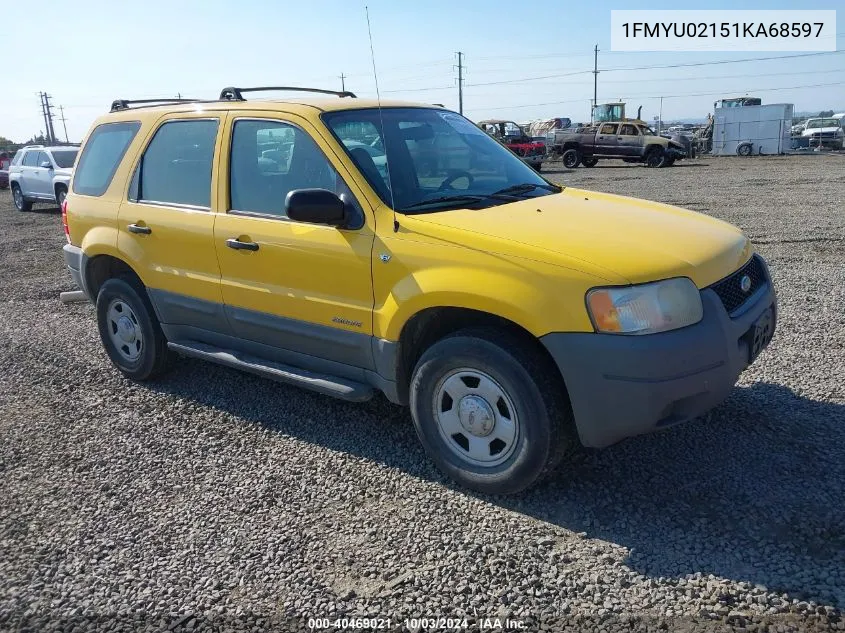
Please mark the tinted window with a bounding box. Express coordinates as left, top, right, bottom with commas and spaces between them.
230, 120, 340, 217
133, 120, 218, 208
73, 122, 141, 196
51, 149, 79, 168
22, 151, 39, 167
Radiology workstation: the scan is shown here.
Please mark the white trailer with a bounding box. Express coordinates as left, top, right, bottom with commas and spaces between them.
711, 102, 793, 156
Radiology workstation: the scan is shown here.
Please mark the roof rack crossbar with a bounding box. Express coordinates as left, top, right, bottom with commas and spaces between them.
219, 86, 357, 101
110, 98, 203, 112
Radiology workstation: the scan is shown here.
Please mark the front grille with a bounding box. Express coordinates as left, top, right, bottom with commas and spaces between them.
709, 255, 767, 314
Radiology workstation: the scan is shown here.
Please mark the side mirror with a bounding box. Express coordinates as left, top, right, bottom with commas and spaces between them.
285, 189, 346, 227
40, 161, 53, 169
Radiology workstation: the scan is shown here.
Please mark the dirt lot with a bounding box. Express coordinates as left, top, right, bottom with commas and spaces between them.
1, 155, 843, 633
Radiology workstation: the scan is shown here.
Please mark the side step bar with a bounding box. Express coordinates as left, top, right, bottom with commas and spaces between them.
167, 340, 374, 402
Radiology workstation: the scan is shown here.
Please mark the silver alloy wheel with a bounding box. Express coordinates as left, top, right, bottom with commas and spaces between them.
13, 187, 23, 209
432, 368, 520, 467
106, 299, 143, 362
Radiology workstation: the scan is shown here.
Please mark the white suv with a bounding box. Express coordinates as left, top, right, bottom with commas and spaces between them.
8, 145, 79, 211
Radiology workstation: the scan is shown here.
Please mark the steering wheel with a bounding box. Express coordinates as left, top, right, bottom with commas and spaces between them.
438, 170, 474, 191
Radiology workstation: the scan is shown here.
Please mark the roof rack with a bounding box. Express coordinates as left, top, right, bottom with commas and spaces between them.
219, 86, 357, 101
110, 98, 203, 112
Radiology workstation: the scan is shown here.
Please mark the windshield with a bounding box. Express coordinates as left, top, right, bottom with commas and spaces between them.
806, 119, 840, 129
51, 149, 79, 168
323, 108, 558, 213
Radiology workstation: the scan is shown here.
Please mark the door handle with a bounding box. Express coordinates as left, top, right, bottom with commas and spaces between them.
127, 223, 152, 235
226, 238, 259, 252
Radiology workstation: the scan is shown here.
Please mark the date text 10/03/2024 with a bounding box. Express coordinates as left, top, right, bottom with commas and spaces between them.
307, 617, 528, 630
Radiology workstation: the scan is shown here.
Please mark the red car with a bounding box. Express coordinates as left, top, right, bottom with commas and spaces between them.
478, 120, 546, 171
0, 152, 10, 189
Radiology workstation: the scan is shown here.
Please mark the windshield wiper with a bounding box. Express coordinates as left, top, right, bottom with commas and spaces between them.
491, 182, 561, 196
400, 194, 490, 212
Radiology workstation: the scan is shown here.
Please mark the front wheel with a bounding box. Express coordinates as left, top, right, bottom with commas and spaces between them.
12, 184, 32, 212
55, 186, 67, 207
646, 148, 667, 168
409, 328, 578, 494
562, 149, 581, 169
581, 157, 599, 168
96, 276, 171, 381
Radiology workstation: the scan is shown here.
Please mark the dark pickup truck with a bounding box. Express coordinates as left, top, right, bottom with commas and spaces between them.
549, 121, 688, 168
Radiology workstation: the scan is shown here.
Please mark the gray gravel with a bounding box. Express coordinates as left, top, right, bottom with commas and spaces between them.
1, 154, 843, 632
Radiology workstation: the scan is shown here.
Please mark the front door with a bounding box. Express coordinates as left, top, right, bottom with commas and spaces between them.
617, 124, 643, 156
213, 113, 376, 371
117, 113, 226, 334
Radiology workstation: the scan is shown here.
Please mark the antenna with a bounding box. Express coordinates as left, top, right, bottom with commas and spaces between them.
365, 5, 399, 232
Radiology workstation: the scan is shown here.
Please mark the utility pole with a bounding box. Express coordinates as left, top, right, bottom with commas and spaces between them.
43, 93, 57, 144
455, 51, 464, 115
658, 97, 663, 134
592, 44, 599, 116
38, 93, 51, 144
339, 74, 346, 92
58, 105, 70, 143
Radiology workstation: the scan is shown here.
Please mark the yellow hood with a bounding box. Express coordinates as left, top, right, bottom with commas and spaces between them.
407, 187, 752, 287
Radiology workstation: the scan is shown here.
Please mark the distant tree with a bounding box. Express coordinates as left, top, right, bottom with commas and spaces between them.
817, 110, 834, 117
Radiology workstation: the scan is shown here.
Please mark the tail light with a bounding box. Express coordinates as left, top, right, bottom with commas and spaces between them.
61, 198, 70, 243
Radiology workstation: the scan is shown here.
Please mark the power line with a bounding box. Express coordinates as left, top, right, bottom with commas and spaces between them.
603, 50, 844, 72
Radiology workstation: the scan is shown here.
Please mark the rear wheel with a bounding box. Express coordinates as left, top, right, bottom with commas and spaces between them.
96, 276, 171, 381
581, 157, 599, 168
562, 149, 581, 169
737, 142, 753, 156
12, 184, 32, 212
409, 328, 578, 494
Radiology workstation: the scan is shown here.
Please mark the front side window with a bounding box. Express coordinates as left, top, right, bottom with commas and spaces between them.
51, 149, 79, 168
132, 119, 218, 208
22, 151, 39, 167
36, 152, 51, 167
229, 119, 341, 217
620, 124, 639, 136
323, 108, 558, 213
73, 121, 141, 197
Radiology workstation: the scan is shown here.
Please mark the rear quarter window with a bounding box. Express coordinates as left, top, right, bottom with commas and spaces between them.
73, 121, 141, 197
11, 150, 23, 166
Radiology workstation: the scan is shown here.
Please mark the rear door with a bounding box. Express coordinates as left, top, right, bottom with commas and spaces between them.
20, 150, 41, 196
595, 124, 619, 155
117, 112, 227, 335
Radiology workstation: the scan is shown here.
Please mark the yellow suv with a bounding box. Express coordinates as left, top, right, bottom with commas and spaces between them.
62, 86, 776, 494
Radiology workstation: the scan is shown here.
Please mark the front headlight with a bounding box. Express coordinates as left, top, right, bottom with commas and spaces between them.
586, 277, 703, 335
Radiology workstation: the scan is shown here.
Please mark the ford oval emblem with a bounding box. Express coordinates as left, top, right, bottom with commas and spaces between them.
740, 275, 752, 293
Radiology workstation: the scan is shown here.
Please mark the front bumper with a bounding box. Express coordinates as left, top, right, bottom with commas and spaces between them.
541, 271, 776, 448
667, 146, 687, 160
63, 244, 89, 299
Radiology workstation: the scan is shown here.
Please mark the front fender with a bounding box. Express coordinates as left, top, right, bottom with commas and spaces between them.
374, 265, 594, 341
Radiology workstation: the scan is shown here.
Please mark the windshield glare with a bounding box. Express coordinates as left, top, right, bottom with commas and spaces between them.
806, 119, 840, 129
51, 150, 79, 168
323, 108, 557, 212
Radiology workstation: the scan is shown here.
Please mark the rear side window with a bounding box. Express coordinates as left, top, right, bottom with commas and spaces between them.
73, 122, 141, 196
22, 151, 39, 167
130, 119, 218, 208
11, 150, 23, 166
51, 149, 79, 169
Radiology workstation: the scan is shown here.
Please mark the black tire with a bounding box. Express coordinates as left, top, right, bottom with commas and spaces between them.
665, 157, 675, 167
561, 149, 581, 169
581, 157, 599, 168
55, 186, 67, 207
11, 184, 32, 212
737, 142, 753, 156
409, 327, 578, 495
96, 276, 171, 381
645, 147, 667, 168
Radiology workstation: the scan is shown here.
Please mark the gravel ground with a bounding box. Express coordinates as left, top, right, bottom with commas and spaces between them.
0, 155, 843, 633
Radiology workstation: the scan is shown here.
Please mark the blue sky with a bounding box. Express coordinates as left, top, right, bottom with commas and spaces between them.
2, 0, 842, 142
